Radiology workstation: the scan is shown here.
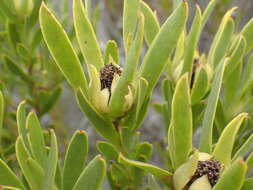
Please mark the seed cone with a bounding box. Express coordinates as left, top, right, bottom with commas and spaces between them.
187, 160, 221, 188
99, 63, 122, 92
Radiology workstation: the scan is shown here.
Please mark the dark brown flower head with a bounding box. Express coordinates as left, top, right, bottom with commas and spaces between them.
188, 159, 221, 188
99, 63, 122, 91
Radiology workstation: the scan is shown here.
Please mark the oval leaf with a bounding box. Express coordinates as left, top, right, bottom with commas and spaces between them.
241, 18, 253, 53
42, 130, 58, 190
63, 130, 88, 190
213, 113, 248, 166
181, 5, 202, 77
16, 101, 30, 153
123, 0, 139, 49
39, 3, 88, 94
104, 40, 119, 64
0, 159, 25, 189
97, 141, 118, 161
171, 74, 192, 169
140, 1, 188, 104
72, 155, 106, 190
0, 91, 3, 153
199, 61, 226, 153
73, 0, 104, 70
208, 9, 235, 67
140, 1, 160, 46
26, 112, 47, 168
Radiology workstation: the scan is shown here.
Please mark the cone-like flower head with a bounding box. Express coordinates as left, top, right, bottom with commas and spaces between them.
100, 63, 122, 92
173, 152, 222, 190
87, 63, 134, 117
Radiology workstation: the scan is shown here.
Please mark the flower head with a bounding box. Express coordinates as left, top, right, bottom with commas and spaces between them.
100, 63, 122, 93
87, 63, 134, 117
173, 152, 222, 190
185, 159, 221, 189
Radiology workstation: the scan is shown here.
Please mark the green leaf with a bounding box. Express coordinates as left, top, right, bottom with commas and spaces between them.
173, 0, 182, 9
199, 61, 225, 153
26, 112, 47, 168
119, 127, 136, 152
39, 3, 88, 94
140, 1, 160, 46
73, 0, 104, 70
246, 152, 253, 175
161, 79, 173, 130
233, 133, 253, 161
55, 161, 62, 190
171, 74, 192, 169
85, 0, 91, 19
181, 5, 202, 78
118, 154, 173, 186
76, 89, 119, 147
63, 130, 88, 190
224, 62, 242, 108
16, 137, 39, 189
171, 31, 185, 81
16, 101, 30, 153
168, 122, 176, 170
109, 12, 144, 117
213, 113, 248, 166
26, 158, 44, 190
136, 142, 153, 160
242, 178, 253, 190
109, 163, 127, 187
104, 40, 119, 64
191, 66, 209, 105
213, 158, 247, 190
27, 0, 43, 27
0, 0, 16, 20
202, 0, 219, 28
17, 44, 31, 63
241, 18, 253, 53
133, 77, 149, 130
31, 28, 43, 50
7, 21, 20, 48
72, 155, 106, 190
223, 36, 246, 81
214, 99, 227, 134
97, 141, 118, 161
0, 186, 22, 190
0, 91, 3, 154
0, 159, 25, 189
14, 0, 34, 18
3, 56, 33, 85
140, 1, 188, 103
123, 0, 139, 49
132, 96, 150, 131
162, 78, 174, 102
43, 130, 58, 190
208, 9, 235, 67
239, 54, 253, 98
91, 4, 100, 33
